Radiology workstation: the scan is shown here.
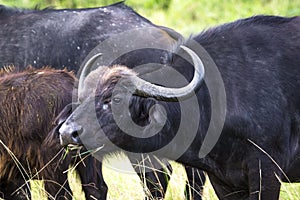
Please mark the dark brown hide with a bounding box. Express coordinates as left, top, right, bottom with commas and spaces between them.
0, 67, 75, 200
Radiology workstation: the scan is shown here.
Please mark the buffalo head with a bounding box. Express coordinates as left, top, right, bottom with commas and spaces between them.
59, 46, 204, 156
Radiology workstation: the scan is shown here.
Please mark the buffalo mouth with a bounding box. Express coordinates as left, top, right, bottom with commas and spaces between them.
65, 144, 83, 156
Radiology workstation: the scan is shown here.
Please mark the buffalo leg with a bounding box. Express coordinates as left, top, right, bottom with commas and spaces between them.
185, 166, 205, 200
129, 155, 172, 199
208, 174, 246, 200
42, 156, 73, 200
76, 154, 108, 200
208, 159, 282, 200
247, 159, 281, 200
43, 175, 72, 200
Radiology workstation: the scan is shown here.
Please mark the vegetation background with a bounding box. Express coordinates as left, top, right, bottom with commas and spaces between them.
0, 0, 300, 199
1, 0, 300, 35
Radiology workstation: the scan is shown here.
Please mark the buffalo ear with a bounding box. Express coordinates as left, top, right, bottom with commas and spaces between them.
55, 103, 79, 125
148, 103, 167, 126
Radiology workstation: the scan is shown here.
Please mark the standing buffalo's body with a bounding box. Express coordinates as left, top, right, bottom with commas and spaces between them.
60, 15, 300, 199
0, 67, 75, 200
0, 2, 175, 70
0, 2, 204, 200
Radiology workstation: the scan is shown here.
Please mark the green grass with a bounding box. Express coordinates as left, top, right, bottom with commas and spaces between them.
74, 155, 300, 200
28, 154, 300, 200
67, 155, 300, 200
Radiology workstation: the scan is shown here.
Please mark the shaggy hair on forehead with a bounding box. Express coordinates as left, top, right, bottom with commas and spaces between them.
96, 65, 137, 84
80, 65, 137, 99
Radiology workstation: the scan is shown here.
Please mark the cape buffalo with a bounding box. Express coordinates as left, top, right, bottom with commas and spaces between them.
60, 15, 300, 199
0, 2, 204, 199
0, 67, 75, 200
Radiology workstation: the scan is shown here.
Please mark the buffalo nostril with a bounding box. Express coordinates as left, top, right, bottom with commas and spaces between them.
72, 131, 78, 139
71, 126, 83, 144
59, 123, 83, 146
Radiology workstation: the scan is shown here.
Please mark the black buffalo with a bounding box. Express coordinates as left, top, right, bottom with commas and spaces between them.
0, 2, 205, 199
0, 2, 176, 70
60, 15, 300, 199
0, 67, 75, 200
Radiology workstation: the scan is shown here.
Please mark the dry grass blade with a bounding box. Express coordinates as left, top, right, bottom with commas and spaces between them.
65, 145, 104, 174
248, 139, 300, 198
0, 139, 31, 194
43, 179, 73, 199
13, 147, 67, 196
248, 139, 291, 182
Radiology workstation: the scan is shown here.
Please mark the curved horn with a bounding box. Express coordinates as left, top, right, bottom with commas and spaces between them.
78, 53, 102, 94
132, 46, 205, 101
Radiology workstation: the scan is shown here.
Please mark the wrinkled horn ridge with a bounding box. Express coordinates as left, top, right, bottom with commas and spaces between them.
78, 53, 102, 96
133, 46, 205, 101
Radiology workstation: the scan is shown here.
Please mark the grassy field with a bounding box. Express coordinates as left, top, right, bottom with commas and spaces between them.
68, 156, 300, 200
1, 0, 300, 199
25, 151, 300, 200
28, 154, 300, 200
29, 155, 216, 200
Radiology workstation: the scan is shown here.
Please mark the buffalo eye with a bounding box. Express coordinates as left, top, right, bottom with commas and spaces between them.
112, 97, 122, 104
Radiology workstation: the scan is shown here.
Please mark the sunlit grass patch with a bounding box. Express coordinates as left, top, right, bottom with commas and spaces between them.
280, 182, 300, 200
68, 168, 85, 200
30, 180, 46, 200
102, 154, 145, 200
27, 155, 300, 200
